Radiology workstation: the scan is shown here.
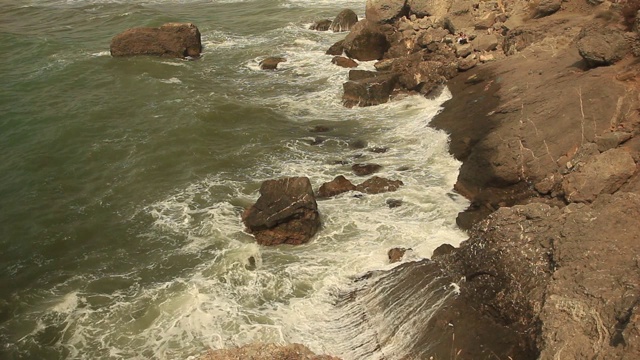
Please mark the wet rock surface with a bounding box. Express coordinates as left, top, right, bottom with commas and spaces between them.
110, 23, 202, 58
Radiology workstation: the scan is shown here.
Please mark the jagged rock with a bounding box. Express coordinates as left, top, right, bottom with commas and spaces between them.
332, 56, 358, 68
473, 34, 499, 52
326, 39, 345, 56
366, 0, 409, 24
408, 0, 452, 18
310, 19, 332, 31
595, 132, 633, 152
317, 175, 357, 198
352, 163, 383, 176
348, 70, 382, 81
343, 19, 391, 61
474, 12, 496, 30
386, 198, 403, 208
356, 176, 404, 194
343, 74, 397, 107
577, 26, 629, 67
388, 247, 409, 263
416, 27, 449, 47
374, 58, 396, 71
331, 9, 359, 32
562, 148, 636, 203
110, 23, 202, 58
390, 51, 457, 93
199, 343, 341, 360
455, 43, 473, 58
260, 57, 286, 70
532, 0, 561, 19
242, 177, 320, 246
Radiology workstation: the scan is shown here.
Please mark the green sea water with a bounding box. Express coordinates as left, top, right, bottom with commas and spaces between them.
0, 1, 468, 359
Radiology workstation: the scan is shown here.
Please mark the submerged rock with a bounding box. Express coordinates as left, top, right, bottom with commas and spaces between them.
310, 19, 332, 31
356, 176, 404, 194
110, 22, 202, 58
242, 177, 320, 246
199, 343, 341, 360
352, 163, 383, 176
260, 57, 287, 70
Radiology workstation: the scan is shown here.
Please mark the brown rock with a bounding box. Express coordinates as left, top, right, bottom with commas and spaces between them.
343, 19, 391, 61
474, 12, 496, 30
532, 0, 561, 19
110, 23, 202, 58
562, 148, 636, 203
356, 176, 404, 193
386, 198, 403, 207
330, 9, 359, 32
317, 175, 357, 198
577, 26, 629, 67
310, 19, 332, 31
473, 34, 499, 52
595, 132, 633, 152
331, 56, 358, 68
431, 243, 455, 258
366, 0, 409, 24
326, 39, 345, 56
458, 56, 478, 71
388, 247, 409, 263
348, 70, 381, 81
242, 177, 320, 246
352, 163, 383, 176
503, 27, 543, 55
260, 57, 286, 70
342, 74, 398, 107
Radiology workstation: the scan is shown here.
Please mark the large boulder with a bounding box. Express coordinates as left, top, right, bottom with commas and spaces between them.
343, 74, 398, 107
242, 177, 321, 246
317, 175, 357, 198
532, 0, 561, 19
260, 57, 286, 70
110, 23, 202, 58
330, 9, 359, 32
343, 19, 391, 61
326, 39, 345, 56
562, 148, 636, 203
408, 0, 452, 18
577, 26, 629, 67
366, 0, 409, 24
332, 56, 358, 68
390, 51, 457, 93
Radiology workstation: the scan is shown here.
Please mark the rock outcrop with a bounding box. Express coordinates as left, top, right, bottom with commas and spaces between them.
242, 177, 321, 246
317, 175, 356, 198
260, 57, 286, 70
110, 23, 202, 58
342, 19, 390, 61
331, 9, 359, 32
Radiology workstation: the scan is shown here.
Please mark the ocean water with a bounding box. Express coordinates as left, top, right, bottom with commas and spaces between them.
0, 0, 468, 359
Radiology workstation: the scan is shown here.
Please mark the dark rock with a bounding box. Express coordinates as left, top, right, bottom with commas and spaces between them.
386, 198, 403, 208
348, 70, 382, 81
349, 139, 368, 149
343, 74, 398, 107
110, 23, 202, 58
369, 146, 388, 153
309, 125, 332, 133
309, 137, 325, 145
332, 56, 358, 68
408, 0, 442, 17
343, 19, 391, 61
532, 0, 561, 19
331, 9, 359, 32
562, 148, 636, 203
431, 243, 455, 258
242, 177, 320, 246
317, 175, 357, 198
326, 39, 345, 56
388, 247, 409, 263
356, 176, 404, 194
310, 19, 332, 31
260, 57, 286, 70
577, 26, 629, 67
352, 163, 382, 176
366, 0, 409, 24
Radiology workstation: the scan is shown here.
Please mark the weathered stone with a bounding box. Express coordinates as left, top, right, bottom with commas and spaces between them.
562, 148, 636, 203
356, 176, 404, 194
479, 53, 495, 62
474, 12, 496, 30
342, 74, 397, 107
577, 26, 629, 67
458, 56, 478, 71
503, 27, 543, 55
416, 27, 449, 47
374, 58, 396, 71
343, 19, 391, 61
348, 70, 382, 81
390, 51, 457, 92
317, 175, 357, 198
595, 132, 633, 152
473, 34, 499, 52
386, 198, 403, 208
310, 19, 332, 31
366, 0, 409, 24
408, 0, 452, 19
260, 57, 286, 70
326, 39, 345, 56
242, 177, 320, 246
352, 163, 383, 176
532, 0, 561, 19
388, 247, 409, 263
110, 23, 202, 58
199, 343, 341, 360
331, 9, 359, 32
332, 56, 358, 68
455, 43, 473, 58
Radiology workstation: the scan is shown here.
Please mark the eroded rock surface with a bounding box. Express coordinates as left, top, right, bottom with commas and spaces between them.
110, 23, 202, 58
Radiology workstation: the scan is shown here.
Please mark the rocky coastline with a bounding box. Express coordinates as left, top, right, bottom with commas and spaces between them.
109, 0, 640, 358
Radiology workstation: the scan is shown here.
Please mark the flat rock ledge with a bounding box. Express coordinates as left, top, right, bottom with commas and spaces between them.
110, 22, 202, 58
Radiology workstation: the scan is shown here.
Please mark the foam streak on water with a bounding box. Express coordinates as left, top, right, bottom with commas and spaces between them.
0, 0, 467, 359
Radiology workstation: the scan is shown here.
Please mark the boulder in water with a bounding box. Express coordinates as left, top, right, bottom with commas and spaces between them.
352, 163, 383, 176
326, 39, 345, 56
317, 175, 357, 198
310, 19, 332, 31
356, 176, 404, 194
110, 23, 202, 58
343, 74, 397, 107
330, 9, 359, 32
242, 177, 321, 246
343, 19, 390, 61
260, 56, 287, 70
388, 247, 410, 263
332, 56, 359, 68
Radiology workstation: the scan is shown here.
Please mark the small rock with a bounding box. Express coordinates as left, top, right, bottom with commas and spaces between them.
356, 176, 404, 194
332, 56, 358, 68
388, 247, 409, 263
479, 53, 495, 62
458, 56, 478, 71
474, 12, 496, 30
317, 175, 357, 198
309, 125, 332, 133
473, 34, 499, 52
366, 0, 409, 24
386, 198, 403, 208
342, 74, 398, 107
349, 139, 368, 149
348, 70, 381, 81
369, 147, 388, 153
455, 43, 473, 58
352, 163, 382, 176
374, 58, 396, 71
309, 137, 325, 145
532, 0, 561, 19
260, 57, 286, 70
432, 243, 455, 258
310, 19, 332, 31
